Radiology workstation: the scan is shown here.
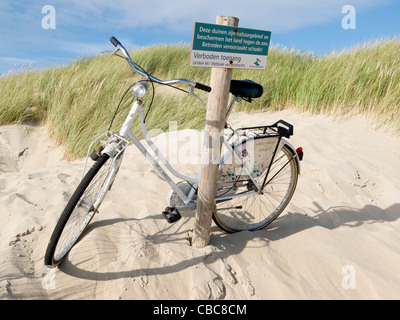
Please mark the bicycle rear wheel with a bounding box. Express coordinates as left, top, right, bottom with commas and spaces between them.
44, 153, 120, 267
213, 144, 298, 233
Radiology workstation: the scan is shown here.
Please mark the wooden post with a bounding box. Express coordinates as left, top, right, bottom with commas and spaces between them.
192, 16, 239, 248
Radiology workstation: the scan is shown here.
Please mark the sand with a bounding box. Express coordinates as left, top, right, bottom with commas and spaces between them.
1, 110, 400, 300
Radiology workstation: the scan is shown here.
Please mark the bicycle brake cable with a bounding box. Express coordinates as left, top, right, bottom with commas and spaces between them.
108, 83, 134, 132
109, 54, 191, 126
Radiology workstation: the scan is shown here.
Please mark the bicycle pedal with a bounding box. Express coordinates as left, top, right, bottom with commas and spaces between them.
162, 207, 181, 224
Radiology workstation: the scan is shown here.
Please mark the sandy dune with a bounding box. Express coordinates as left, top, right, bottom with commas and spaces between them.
1, 110, 400, 300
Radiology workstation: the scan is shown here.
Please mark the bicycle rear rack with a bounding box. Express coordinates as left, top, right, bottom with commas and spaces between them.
231, 120, 294, 139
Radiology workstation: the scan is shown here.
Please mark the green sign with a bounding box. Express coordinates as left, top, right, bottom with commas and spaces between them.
190, 22, 271, 69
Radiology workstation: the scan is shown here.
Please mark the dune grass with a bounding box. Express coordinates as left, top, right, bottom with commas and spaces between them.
0, 38, 399, 159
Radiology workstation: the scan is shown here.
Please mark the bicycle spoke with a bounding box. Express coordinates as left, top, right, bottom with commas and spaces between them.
213, 144, 298, 232
46, 154, 122, 266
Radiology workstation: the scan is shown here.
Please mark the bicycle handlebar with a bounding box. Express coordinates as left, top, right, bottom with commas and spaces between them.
110, 36, 121, 47
110, 36, 211, 93
195, 82, 212, 92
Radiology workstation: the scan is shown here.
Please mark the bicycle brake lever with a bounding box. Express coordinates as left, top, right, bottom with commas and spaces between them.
189, 86, 206, 108
101, 47, 120, 55
111, 47, 120, 55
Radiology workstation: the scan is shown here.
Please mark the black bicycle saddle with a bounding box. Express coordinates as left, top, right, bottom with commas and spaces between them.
230, 79, 263, 100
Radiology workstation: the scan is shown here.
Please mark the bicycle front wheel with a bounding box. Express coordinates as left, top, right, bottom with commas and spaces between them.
44, 153, 120, 267
213, 144, 298, 233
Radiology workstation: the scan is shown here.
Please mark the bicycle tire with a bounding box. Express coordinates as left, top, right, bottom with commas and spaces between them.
213, 144, 298, 233
44, 154, 113, 267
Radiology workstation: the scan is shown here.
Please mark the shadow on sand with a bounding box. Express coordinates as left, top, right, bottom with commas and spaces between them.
58, 202, 400, 283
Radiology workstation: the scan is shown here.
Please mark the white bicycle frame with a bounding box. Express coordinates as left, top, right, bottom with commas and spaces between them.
116, 94, 263, 212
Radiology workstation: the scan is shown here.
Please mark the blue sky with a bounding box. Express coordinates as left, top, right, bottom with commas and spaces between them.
0, 0, 399, 75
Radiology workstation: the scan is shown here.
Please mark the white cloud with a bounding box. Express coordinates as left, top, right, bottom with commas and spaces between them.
54, 40, 109, 56
0, 0, 391, 74
54, 0, 384, 33
0, 57, 34, 64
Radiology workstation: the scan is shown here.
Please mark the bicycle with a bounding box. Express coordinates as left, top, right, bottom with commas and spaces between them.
44, 36, 303, 267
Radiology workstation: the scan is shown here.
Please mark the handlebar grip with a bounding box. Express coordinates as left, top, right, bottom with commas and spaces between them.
110, 36, 121, 47
195, 83, 212, 93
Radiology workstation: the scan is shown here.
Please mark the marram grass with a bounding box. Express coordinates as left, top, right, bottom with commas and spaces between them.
0, 38, 399, 159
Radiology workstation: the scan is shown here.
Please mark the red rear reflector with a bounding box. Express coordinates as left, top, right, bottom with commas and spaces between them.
296, 147, 303, 161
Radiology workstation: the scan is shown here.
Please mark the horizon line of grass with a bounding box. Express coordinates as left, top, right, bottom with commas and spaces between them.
0, 37, 399, 159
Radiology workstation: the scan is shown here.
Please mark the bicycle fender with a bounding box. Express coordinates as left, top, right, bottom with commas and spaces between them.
282, 139, 301, 175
